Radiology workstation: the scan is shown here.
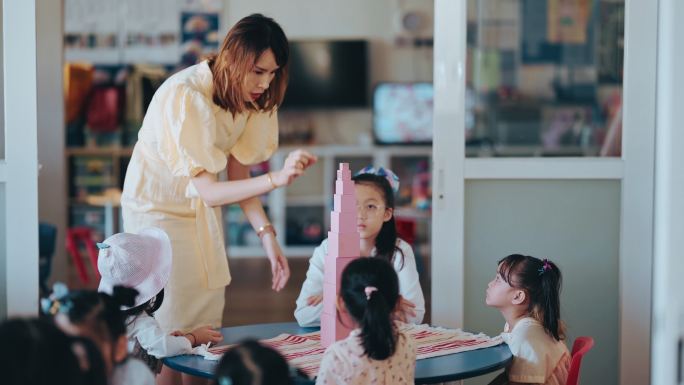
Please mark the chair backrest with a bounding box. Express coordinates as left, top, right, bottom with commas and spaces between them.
566, 336, 595, 385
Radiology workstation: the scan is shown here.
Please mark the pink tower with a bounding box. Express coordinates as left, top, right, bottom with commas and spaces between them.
321, 163, 361, 348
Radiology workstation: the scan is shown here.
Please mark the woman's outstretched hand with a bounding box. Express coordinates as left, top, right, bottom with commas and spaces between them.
272, 149, 317, 187
261, 232, 290, 291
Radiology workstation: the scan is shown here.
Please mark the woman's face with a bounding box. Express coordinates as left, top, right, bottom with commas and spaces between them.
243, 48, 279, 102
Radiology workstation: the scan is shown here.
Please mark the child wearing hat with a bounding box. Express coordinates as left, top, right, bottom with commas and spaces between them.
97, 227, 223, 375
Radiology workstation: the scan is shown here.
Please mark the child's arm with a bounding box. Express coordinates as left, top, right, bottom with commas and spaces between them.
183, 325, 223, 347
129, 313, 194, 357
294, 242, 327, 327
394, 241, 426, 324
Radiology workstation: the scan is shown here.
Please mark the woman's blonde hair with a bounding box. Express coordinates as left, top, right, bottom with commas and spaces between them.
208, 14, 289, 115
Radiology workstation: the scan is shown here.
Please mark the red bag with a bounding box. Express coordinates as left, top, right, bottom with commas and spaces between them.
86, 86, 122, 133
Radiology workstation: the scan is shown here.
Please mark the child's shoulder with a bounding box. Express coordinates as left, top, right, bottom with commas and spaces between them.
394, 239, 415, 259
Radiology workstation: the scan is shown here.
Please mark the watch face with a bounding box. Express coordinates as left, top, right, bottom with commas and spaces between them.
402, 11, 423, 32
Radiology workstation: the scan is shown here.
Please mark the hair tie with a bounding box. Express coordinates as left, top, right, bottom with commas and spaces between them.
40, 282, 72, 315
364, 286, 378, 300
355, 166, 400, 193
538, 259, 552, 275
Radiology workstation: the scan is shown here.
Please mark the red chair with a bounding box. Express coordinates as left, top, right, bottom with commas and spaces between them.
566, 336, 595, 385
66, 227, 100, 284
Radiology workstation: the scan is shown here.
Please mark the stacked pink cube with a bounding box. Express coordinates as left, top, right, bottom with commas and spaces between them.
321, 163, 361, 348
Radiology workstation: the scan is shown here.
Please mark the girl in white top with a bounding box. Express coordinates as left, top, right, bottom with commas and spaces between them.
295, 168, 425, 326
486, 254, 571, 385
95, 228, 223, 376
316, 257, 417, 385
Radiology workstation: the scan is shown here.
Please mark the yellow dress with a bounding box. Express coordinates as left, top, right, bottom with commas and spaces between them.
121, 61, 278, 332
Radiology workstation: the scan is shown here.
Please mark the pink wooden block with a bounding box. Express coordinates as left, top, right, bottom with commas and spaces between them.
323, 282, 338, 315
333, 194, 356, 213
330, 211, 357, 233
338, 163, 350, 172
321, 310, 354, 347
335, 180, 355, 195
327, 232, 360, 258
324, 255, 356, 285
337, 169, 352, 180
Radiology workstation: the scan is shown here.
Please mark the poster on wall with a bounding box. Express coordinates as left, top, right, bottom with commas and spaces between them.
180, 12, 220, 61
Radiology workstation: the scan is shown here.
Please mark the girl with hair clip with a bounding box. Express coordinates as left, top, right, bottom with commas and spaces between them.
295, 167, 425, 327
486, 254, 570, 385
95, 227, 222, 380
212, 339, 306, 385
43, 283, 155, 385
315, 257, 416, 385
0, 317, 107, 385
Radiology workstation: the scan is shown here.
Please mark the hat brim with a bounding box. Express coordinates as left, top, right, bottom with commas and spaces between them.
98, 227, 173, 309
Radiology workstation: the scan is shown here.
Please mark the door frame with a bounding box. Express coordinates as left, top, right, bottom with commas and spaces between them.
1, 0, 40, 317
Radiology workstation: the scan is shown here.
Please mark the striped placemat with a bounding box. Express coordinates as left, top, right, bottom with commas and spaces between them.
208, 324, 503, 378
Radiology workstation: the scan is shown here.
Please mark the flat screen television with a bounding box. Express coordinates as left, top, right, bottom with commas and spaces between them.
373, 82, 433, 144
281, 40, 368, 109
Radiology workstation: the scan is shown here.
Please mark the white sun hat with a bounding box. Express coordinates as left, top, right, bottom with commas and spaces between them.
97, 227, 172, 309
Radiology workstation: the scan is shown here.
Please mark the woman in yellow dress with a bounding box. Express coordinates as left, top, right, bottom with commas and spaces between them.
121, 14, 316, 382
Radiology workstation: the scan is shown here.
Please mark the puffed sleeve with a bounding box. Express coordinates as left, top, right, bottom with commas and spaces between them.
294, 240, 327, 327
505, 321, 549, 383
230, 109, 279, 165
158, 85, 227, 177
394, 241, 426, 324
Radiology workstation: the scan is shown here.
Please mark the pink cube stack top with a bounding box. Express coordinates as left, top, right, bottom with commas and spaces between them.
321, 163, 361, 348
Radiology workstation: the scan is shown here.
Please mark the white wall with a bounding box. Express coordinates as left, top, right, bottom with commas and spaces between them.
652, 0, 684, 383
37, 0, 67, 286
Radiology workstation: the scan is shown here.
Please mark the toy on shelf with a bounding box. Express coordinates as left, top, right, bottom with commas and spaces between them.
321, 163, 361, 348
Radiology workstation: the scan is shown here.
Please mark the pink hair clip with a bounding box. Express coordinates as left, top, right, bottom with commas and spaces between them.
364, 286, 378, 300
538, 259, 552, 275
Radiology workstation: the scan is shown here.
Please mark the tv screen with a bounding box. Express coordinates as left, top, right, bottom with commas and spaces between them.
281, 40, 368, 108
373, 82, 433, 144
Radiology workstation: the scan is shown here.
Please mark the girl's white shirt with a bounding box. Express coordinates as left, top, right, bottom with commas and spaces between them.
126, 313, 192, 357
315, 326, 416, 385
111, 357, 155, 385
501, 317, 571, 385
294, 238, 425, 327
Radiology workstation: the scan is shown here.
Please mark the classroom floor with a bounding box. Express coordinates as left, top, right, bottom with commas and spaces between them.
67, 256, 432, 326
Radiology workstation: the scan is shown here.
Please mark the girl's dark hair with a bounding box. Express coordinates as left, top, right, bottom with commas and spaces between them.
0, 318, 108, 385
208, 13, 289, 115
352, 173, 404, 268
123, 289, 164, 320
498, 254, 566, 341
60, 286, 138, 343
340, 257, 400, 360
213, 339, 297, 385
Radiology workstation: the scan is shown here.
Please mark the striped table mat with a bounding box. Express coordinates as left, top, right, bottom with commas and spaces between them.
208, 324, 503, 378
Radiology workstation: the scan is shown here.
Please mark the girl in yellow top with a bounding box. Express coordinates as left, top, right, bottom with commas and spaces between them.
121, 13, 316, 382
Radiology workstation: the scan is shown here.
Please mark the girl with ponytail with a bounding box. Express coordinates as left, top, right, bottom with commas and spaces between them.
315, 257, 416, 385
485, 254, 571, 385
295, 167, 425, 327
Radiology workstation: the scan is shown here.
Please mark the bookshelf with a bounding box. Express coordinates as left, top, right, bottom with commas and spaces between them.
65, 144, 433, 260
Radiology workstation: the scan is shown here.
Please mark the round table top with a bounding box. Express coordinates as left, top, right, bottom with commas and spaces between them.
163, 322, 512, 384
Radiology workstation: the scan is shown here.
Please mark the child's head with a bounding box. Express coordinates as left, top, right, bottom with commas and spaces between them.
340, 257, 400, 360
0, 318, 107, 385
46, 285, 138, 373
213, 339, 295, 385
352, 168, 402, 264
486, 254, 565, 341
96, 227, 172, 316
